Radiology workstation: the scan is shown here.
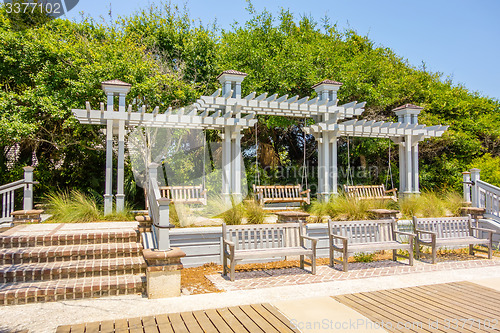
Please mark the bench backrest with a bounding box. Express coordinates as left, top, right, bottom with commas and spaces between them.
344, 185, 387, 199
253, 185, 303, 199
222, 223, 304, 250
159, 185, 206, 204
413, 216, 472, 240
328, 219, 396, 246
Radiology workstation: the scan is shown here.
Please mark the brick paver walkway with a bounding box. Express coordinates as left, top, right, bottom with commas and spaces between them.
207, 259, 500, 291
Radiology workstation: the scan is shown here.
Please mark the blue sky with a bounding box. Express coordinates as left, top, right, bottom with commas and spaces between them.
64, 0, 500, 100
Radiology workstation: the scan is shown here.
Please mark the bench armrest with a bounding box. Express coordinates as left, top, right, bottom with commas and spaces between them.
394, 231, 416, 238
201, 189, 208, 195
223, 239, 235, 248
471, 227, 496, 234
329, 233, 348, 241
300, 189, 311, 195
385, 188, 398, 194
301, 235, 318, 243
301, 235, 318, 251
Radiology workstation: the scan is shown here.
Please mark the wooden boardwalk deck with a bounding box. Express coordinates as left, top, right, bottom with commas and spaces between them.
56, 281, 500, 333
55, 303, 300, 333
334, 281, 500, 333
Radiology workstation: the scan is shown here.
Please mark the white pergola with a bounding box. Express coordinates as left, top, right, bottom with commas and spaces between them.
73, 71, 448, 211
73, 76, 257, 213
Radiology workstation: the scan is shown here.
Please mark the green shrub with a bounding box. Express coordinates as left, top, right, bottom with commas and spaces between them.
244, 200, 265, 224
353, 252, 376, 263
308, 200, 331, 223
46, 190, 101, 223
222, 196, 244, 225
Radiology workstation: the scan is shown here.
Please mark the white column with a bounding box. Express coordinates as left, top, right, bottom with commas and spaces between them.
398, 140, 406, 197
116, 120, 126, 212
232, 130, 242, 201
222, 127, 232, 202
470, 168, 481, 208
322, 131, 330, 201
412, 141, 419, 194
463, 172, 471, 204
224, 82, 231, 96
405, 135, 412, 194
329, 136, 338, 195
23, 166, 34, 211
104, 119, 114, 215
235, 83, 241, 98
317, 139, 324, 197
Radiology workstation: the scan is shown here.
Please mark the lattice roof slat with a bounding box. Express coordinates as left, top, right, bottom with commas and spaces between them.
304, 119, 448, 139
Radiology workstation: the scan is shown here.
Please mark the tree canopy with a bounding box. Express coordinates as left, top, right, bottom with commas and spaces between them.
1, 3, 499, 206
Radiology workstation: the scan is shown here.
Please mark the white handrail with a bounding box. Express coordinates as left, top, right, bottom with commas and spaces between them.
146, 163, 172, 251
467, 169, 500, 219
0, 167, 36, 222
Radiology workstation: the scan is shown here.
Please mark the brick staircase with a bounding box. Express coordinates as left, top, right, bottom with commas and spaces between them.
0, 227, 146, 305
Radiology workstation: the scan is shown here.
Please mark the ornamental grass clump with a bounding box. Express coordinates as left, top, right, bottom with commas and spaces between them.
244, 199, 266, 224
46, 190, 101, 223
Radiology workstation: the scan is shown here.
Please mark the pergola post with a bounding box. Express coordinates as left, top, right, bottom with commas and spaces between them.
218, 71, 248, 203
393, 104, 424, 196
101, 80, 131, 214
312, 80, 342, 201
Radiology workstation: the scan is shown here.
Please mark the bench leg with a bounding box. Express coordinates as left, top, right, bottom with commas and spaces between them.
342, 248, 348, 272
431, 245, 437, 264
329, 246, 334, 267
230, 258, 236, 282
311, 253, 316, 275
392, 249, 397, 262
415, 240, 420, 260
223, 252, 228, 276
488, 237, 493, 259
469, 244, 474, 256
300, 255, 304, 269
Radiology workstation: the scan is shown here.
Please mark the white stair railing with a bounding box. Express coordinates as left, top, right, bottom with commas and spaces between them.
147, 163, 172, 250
0, 167, 37, 223
465, 168, 500, 220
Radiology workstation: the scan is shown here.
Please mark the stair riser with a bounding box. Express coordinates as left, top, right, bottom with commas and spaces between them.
1, 251, 143, 265
0, 265, 146, 283
1, 235, 141, 248
0, 284, 145, 306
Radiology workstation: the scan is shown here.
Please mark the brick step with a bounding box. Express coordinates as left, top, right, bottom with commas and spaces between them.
0, 230, 140, 248
0, 274, 145, 305
0, 257, 146, 283
0, 242, 143, 265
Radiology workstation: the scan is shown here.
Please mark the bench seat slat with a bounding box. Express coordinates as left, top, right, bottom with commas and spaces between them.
347, 241, 409, 252
233, 247, 313, 260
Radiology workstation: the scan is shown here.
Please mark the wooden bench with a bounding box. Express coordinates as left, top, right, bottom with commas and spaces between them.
413, 216, 497, 264
222, 223, 318, 281
159, 185, 207, 205
328, 219, 414, 272
253, 185, 311, 205
343, 185, 398, 202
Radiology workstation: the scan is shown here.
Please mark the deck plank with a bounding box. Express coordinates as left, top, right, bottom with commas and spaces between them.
227, 306, 264, 333
215, 308, 245, 332
85, 321, 101, 333
114, 318, 129, 333
168, 313, 189, 333
205, 308, 234, 333
155, 314, 174, 333
179, 312, 204, 333
142, 316, 159, 333
100, 320, 115, 333
250, 304, 295, 333
55, 325, 71, 333
128, 317, 143, 333
192, 310, 219, 333
239, 304, 280, 333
